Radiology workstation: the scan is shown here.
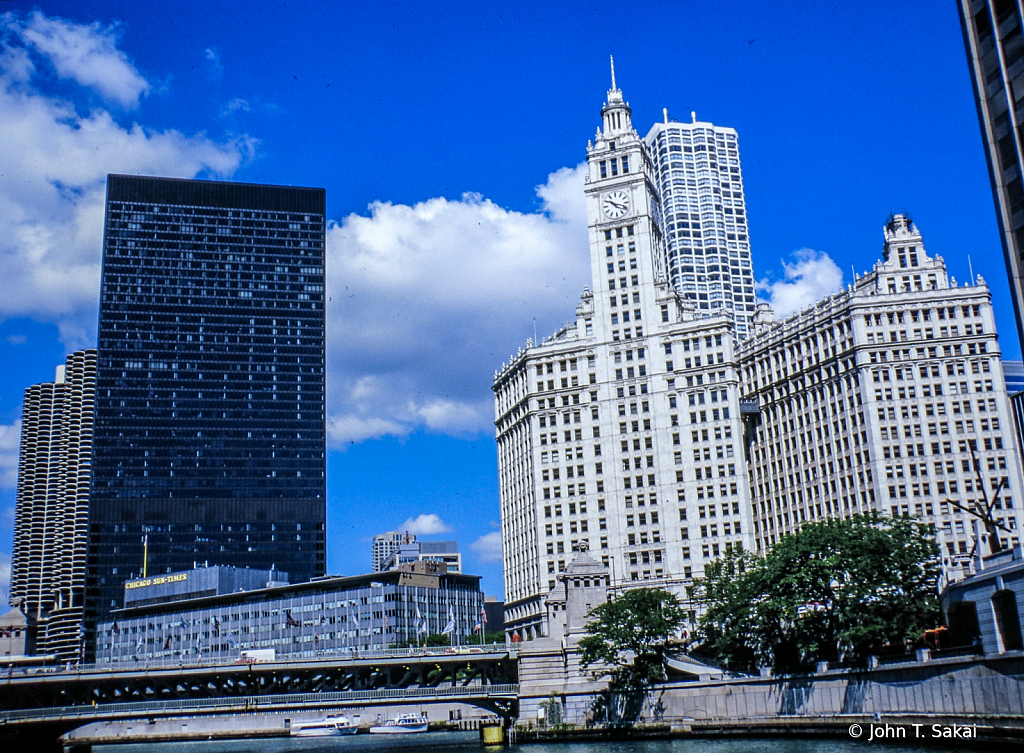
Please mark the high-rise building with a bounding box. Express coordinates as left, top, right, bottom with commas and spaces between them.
958, 0, 1024, 353
740, 214, 1024, 562
643, 112, 757, 337
494, 70, 755, 639
495, 65, 1024, 641
371, 530, 416, 573
11, 349, 97, 661
85, 175, 327, 654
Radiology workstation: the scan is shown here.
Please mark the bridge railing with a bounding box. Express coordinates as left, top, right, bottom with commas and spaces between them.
0, 684, 520, 723
3, 644, 520, 678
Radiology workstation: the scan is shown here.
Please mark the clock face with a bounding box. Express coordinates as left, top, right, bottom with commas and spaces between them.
602, 190, 631, 219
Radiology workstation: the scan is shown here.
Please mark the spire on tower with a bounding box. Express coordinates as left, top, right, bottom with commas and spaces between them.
610, 55, 617, 91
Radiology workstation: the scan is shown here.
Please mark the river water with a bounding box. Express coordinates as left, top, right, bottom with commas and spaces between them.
94, 731, 940, 753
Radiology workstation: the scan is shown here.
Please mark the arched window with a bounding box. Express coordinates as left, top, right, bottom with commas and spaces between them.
992, 590, 1023, 652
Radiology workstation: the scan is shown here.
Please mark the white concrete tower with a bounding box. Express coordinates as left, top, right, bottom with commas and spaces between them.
494, 63, 754, 640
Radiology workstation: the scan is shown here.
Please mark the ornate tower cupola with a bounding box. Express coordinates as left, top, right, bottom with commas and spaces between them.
600, 56, 633, 138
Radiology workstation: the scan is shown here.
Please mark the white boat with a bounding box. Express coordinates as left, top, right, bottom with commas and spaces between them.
368, 713, 429, 734
291, 715, 358, 736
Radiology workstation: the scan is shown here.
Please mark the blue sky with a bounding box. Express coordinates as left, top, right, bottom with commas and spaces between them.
0, 1, 1015, 601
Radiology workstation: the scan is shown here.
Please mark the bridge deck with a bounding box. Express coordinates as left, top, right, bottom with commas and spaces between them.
1, 684, 520, 725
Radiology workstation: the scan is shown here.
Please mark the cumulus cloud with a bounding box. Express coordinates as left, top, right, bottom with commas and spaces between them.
6, 334, 26, 344
0, 11, 592, 446
10, 11, 151, 108
756, 249, 844, 319
0, 421, 21, 489
470, 531, 503, 563
326, 163, 590, 444
0, 11, 255, 349
399, 514, 453, 536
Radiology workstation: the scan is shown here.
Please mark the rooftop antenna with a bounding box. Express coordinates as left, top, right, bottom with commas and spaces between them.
851, 264, 856, 283
663, 107, 669, 124
533, 317, 538, 344
610, 55, 617, 90
968, 254, 975, 284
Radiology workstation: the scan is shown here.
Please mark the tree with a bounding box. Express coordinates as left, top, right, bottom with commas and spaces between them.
692, 514, 941, 674
687, 545, 762, 673
578, 588, 687, 689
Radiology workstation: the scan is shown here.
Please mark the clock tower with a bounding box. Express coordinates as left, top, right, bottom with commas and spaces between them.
585, 58, 675, 342
493, 63, 755, 642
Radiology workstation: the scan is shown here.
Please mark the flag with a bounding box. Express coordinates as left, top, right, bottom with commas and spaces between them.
349, 611, 358, 626
416, 606, 427, 636
474, 605, 487, 633
383, 612, 390, 633
285, 610, 299, 628
213, 618, 221, 636
441, 605, 455, 635
320, 611, 327, 625
164, 636, 172, 650
314, 634, 319, 647
112, 621, 120, 635
136, 635, 145, 650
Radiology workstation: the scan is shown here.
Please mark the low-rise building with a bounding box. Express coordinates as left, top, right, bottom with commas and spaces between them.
941, 543, 1024, 654
96, 564, 485, 664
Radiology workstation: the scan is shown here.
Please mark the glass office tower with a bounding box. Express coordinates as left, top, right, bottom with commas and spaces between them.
86, 175, 327, 654
959, 0, 1024, 354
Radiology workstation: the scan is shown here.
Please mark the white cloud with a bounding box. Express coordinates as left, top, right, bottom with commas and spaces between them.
220, 97, 250, 117
756, 249, 844, 319
0, 421, 21, 489
470, 531, 503, 563
205, 47, 224, 80
326, 163, 590, 444
6, 334, 26, 344
0, 12, 255, 350
0, 12, 592, 444
399, 514, 453, 535
11, 11, 151, 108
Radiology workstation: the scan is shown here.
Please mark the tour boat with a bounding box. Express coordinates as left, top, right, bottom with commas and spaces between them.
368, 713, 429, 734
291, 715, 358, 736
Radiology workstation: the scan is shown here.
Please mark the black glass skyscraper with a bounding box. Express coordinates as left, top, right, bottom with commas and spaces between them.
86, 175, 327, 652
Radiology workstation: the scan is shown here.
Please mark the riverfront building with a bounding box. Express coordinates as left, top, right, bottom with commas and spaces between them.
495, 67, 1024, 641
96, 563, 485, 663
10, 349, 97, 661
86, 176, 328, 655
958, 0, 1024, 354
740, 215, 1024, 561
494, 70, 756, 639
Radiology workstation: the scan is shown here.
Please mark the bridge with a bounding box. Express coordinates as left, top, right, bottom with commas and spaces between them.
0, 646, 521, 751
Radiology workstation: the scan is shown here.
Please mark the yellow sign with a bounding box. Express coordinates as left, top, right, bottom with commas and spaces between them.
125, 573, 188, 590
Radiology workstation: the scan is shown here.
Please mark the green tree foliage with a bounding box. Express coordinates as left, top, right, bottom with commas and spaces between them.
691, 514, 941, 674
578, 588, 687, 689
